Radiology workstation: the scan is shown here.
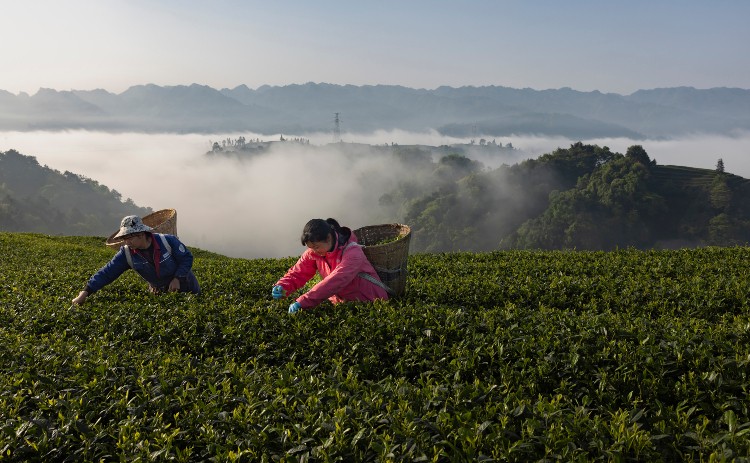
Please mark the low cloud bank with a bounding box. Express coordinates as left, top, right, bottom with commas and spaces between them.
1, 131, 422, 257
3, 130, 749, 258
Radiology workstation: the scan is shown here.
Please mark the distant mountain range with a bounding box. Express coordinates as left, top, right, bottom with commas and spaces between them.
1, 83, 749, 139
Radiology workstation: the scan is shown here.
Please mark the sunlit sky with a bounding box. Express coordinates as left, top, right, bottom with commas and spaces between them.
2, 0, 749, 96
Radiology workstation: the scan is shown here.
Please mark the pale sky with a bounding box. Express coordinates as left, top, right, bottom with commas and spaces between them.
1, 0, 749, 96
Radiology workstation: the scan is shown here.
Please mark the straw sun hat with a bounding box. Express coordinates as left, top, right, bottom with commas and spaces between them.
113, 215, 153, 238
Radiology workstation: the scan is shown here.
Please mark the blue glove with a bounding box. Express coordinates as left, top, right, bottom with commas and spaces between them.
288, 302, 301, 314
272, 285, 285, 299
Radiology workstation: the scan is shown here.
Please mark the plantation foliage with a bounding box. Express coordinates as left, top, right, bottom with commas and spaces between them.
2, 232, 750, 461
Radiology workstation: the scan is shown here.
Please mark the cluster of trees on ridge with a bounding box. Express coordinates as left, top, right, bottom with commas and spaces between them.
0, 150, 151, 236
378, 142, 750, 251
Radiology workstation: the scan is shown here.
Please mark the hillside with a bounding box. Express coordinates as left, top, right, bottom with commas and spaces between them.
399, 143, 750, 252
1, 232, 749, 461
0, 149, 152, 236
2, 83, 749, 138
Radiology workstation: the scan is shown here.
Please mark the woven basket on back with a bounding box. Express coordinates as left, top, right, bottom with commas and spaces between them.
105, 208, 178, 250
353, 223, 412, 297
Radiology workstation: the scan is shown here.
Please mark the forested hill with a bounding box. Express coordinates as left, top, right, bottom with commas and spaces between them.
395, 143, 750, 252
0, 150, 151, 236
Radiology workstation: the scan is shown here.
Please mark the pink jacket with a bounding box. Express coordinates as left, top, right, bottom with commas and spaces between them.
275, 230, 389, 309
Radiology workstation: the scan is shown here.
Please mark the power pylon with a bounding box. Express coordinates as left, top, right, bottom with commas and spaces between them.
333, 113, 341, 142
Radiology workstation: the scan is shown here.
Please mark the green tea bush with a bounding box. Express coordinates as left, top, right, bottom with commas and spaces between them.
1, 232, 749, 462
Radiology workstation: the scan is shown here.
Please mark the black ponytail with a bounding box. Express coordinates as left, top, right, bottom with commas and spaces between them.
325, 218, 342, 234
327, 217, 351, 244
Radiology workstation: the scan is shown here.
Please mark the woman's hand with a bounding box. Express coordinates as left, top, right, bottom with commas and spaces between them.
288, 301, 301, 314
72, 290, 89, 305
272, 285, 285, 299
168, 278, 180, 292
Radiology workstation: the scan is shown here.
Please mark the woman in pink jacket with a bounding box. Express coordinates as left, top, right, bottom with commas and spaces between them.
272, 218, 390, 313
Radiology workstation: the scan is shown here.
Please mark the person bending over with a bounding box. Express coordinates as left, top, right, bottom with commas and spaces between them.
272, 218, 389, 313
72, 215, 200, 305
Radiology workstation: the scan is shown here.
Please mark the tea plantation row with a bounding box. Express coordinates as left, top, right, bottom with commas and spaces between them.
1, 232, 749, 462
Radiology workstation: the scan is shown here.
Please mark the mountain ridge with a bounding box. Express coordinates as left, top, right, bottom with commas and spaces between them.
1, 83, 748, 138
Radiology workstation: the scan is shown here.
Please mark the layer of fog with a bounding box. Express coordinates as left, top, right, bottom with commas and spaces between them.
2, 130, 749, 258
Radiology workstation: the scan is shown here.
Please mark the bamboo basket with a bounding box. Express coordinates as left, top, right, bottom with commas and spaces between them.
353, 223, 412, 297
105, 208, 177, 250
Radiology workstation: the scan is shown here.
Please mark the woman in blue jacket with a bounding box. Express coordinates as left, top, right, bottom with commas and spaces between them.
71, 215, 200, 305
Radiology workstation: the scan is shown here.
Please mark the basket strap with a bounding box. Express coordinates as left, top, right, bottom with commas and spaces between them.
341, 242, 397, 297
372, 265, 403, 274
156, 233, 172, 255
123, 245, 134, 269
341, 242, 358, 253
357, 272, 397, 297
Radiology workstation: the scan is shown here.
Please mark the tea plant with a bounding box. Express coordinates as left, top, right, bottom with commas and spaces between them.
1, 232, 750, 461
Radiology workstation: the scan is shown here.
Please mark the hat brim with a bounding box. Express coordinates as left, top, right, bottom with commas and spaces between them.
113, 225, 152, 239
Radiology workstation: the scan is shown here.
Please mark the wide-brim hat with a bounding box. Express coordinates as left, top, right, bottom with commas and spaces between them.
113, 215, 153, 238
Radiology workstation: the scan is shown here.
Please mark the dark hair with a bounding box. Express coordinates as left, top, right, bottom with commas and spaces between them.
300, 218, 342, 245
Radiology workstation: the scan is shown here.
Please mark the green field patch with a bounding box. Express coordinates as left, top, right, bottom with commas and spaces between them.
2, 232, 750, 461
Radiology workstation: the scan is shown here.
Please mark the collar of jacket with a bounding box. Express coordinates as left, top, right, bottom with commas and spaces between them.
133, 232, 162, 277
330, 231, 340, 252
333, 227, 353, 250
319, 232, 351, 274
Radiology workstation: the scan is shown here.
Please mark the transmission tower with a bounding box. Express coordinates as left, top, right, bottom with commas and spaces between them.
333, 113, 341, 142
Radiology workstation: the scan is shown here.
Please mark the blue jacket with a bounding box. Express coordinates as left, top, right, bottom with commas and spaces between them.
86, 233, 199, 294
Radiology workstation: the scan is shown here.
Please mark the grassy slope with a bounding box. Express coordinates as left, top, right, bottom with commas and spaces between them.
1, 232, 750, 461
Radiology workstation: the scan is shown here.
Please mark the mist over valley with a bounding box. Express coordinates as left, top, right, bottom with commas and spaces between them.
3, 129, 749, 258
